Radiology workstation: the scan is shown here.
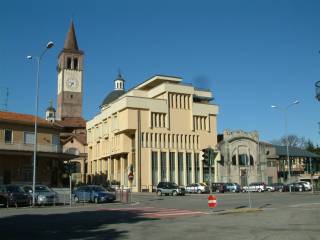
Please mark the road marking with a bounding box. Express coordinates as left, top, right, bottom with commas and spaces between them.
290, 202, 320, 208
98, 207, 207, 219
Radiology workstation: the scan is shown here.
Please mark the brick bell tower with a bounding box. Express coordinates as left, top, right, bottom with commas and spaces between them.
57, 20, 84, 120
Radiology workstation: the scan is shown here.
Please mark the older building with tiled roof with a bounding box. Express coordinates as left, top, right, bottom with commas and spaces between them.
0, 111, 76, 186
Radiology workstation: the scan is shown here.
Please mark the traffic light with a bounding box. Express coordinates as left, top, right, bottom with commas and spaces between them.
202, 148, 210, 166
64, 162, 77, 174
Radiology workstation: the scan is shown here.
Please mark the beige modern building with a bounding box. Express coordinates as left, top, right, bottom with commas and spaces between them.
87, 74, 219, 192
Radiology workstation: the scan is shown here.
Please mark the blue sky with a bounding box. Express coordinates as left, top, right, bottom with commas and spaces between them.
1, 0, 320, 144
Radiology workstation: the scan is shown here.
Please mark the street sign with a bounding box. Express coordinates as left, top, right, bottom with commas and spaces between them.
208, 195, 217, 208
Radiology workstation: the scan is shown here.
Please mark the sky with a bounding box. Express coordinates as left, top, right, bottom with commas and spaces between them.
1, 0, 320, 145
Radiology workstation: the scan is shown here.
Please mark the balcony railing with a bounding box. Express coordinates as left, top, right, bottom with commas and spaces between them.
0, 141, 62, 153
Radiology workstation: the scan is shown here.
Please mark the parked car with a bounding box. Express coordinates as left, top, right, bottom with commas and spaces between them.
185, 183, 209, 194
269, 183, 289, 192
156, 182, 185, 196
0, 193, 7, 207
211, 183, 227, 193
242, 182, 266, 192
74, 185, 116, 203
225, 183, 241, 193
266, 185, 275, 192
296, 181, 312, 191
0, 185, 31, 207
290, 183, 306, 192
22, 185, 58, 205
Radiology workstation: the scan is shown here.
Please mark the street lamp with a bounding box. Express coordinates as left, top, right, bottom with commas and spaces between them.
271, 100, 300, 192
27, 41, 54, 206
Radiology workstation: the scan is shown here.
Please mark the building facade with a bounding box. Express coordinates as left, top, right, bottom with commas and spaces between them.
275, 145, 320, 186
87, 75, 219, 192
0, 111, 75, 186
217, 130, 278, 186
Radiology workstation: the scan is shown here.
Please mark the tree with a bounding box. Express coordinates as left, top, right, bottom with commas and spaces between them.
271, 134, 307, 148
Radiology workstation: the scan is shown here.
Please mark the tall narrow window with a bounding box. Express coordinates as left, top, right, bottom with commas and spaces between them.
178, 152, 184, 185
161, 152, 167, 181
169, 152, 175, 182
152, 151, 158, 186
141, 133, 144, 148
67, 57, 72, 69
4, 129, 12, 143
73, 58, 78, 70
232, 155, 237, 165
194, 153, 200, 183
186, 153, 192, 184
145, 133, 149, 148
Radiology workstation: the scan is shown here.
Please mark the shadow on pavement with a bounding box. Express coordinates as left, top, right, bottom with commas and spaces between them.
0, 209, 157, 240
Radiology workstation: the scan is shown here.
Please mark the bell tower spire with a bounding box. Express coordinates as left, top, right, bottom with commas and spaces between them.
64, 20, 79, 50
57, 20, 84, 120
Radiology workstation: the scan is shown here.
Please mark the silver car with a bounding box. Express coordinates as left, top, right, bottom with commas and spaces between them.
186, 183, 209, 194
22, 185, 58, 205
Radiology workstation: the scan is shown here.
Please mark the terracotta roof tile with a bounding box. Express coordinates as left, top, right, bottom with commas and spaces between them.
57, 117, 86, 128
0, 111, 61, 129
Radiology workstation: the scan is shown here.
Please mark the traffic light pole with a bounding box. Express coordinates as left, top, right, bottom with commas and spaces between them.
209, 149, 212, 194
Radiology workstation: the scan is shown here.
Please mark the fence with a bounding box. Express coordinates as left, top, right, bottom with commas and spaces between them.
115, 187, 131, 203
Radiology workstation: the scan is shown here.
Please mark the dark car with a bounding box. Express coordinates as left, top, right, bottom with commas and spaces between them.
0, 193, 7, 207
74, 185, 116, 203
270, 183, 289, 192
290, 183, 306, 192
156, 182, 185, 196
22, 185, 58, 205
0, 185, 31, 207
211, 183, 227, 193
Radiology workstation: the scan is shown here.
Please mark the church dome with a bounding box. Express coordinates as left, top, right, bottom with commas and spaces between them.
100, 73, 126, 108
100, 89, 125, 108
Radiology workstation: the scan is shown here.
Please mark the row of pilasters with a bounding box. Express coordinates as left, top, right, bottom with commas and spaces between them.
150, 149, 203, 186
97, 154, 131, 187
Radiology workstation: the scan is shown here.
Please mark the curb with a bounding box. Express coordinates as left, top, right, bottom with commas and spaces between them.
215, 208, 263, 215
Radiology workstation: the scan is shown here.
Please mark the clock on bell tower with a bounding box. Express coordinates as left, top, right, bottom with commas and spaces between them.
57, 20, 84, 120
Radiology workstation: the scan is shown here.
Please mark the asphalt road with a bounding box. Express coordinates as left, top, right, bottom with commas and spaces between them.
1, 192, 319, 240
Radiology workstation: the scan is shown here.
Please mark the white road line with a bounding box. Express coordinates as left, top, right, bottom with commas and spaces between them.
146, 211, 206, 216
290, 202, 320, 208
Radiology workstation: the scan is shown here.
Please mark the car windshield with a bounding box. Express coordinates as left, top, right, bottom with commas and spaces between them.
35, 186, 52, 192
92, 186, 106, 192
200, 183, 206, 186
6, 185, 24, 193
169, 183, 178, 188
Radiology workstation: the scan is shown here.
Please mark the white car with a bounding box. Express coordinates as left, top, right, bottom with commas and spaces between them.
185, 183, 209, 194
242, 182, 267, 192
297, 181, 312, 191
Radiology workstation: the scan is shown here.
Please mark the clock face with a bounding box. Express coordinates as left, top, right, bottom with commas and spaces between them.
66, 79, 77, 90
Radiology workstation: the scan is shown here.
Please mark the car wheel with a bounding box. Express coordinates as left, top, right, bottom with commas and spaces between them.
197, 189, 202, 194
157, 191, 162, 196
279, 188, 283, 192
242, 189, 246, 193
74, 196, 79, 203
94, 197, 99, 204
299, 188, 303, 192
172, 190, 178, 196
257, 188, 262, 193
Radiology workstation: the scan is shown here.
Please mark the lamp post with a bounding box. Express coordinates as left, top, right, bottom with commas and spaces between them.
27, 41, 54, 206
271, 100, 300, 192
